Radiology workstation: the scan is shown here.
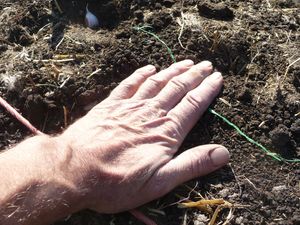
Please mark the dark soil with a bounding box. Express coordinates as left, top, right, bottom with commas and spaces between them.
1, 0, 300, 224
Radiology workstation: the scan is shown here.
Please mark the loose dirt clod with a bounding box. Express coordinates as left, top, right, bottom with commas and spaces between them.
197, 2, 234, 21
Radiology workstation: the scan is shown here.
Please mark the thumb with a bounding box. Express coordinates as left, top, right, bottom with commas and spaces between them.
153, 145, 229, 194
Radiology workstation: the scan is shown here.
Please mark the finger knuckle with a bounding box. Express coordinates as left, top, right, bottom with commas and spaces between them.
134, 67, 149, 75
190, 151, 211, 176
170, 64, 183, 73
148, 132, 177, 146
147, 77, 165, 90
150, 98, 162, 109
121, 81, 135, 91
164, 115, 180, 127
163, 116, 183, 138
169, 78, 189, 93
185, 94, 203, 110
150, 172, 169, 195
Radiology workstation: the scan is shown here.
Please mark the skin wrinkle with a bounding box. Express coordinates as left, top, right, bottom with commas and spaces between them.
118, 123, 145, 134
129, 110, 156, 124
195, 152, 212, 175
97, 141, 133, 164
116, 101, 146, 111
92, 102, 149, 121
146, 75, 169, 90
86, 163, 149, 209
78, 130, 174, 211
142, 103, 168, 120
163, 116, 184, 138
111, 107, 143, 120
91, 101, 161, 127
185, 93, 205, 112
55, 141, 76, 180
169, 77, 191, 96
140, 169, 169, 200
142, 116, 183, 143
137, 134, 177, 147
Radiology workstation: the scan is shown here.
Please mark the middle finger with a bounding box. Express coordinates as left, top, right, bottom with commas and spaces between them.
154, 61, 213, 111
132, 60, 194, 100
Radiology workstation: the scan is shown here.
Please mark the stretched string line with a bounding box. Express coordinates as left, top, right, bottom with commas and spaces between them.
133, 26, 176, 63
134, 26, 300, 163
209, 109, 300, 163
0, 96, 42, 135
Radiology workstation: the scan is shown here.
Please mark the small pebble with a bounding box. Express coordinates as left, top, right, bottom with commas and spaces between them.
235, 216, 244, 224
219, 188, 230, 198
272, 185, 287, 192
228, 193, 240, 200
194, 214, 208, 225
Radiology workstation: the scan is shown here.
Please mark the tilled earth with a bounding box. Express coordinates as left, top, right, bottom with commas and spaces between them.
0, 0, 300, 224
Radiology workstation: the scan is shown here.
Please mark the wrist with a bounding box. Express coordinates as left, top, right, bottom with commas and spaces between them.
35, 135, 87, 220
0, 135, 84, 225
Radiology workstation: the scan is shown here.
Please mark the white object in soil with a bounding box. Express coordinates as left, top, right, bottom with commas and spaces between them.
85, 4, 99, 28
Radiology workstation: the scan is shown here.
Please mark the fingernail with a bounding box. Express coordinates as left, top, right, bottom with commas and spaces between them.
201, 60, 213, 67
182, 59, 194, 66
144, 65, 156, 72
210, 147, 230, 167
211, 72, 222, 79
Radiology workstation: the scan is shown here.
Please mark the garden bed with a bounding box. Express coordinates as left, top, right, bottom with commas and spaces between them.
0, 0, 299, 224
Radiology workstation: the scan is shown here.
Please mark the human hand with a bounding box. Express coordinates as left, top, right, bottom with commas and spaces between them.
57, 60, 230, 213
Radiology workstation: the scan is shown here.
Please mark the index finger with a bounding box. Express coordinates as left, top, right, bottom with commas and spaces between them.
108, 65, 157, 100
